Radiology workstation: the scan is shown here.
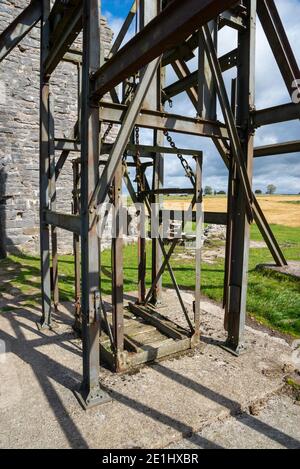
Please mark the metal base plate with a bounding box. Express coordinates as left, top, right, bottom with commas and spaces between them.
219, 341, 246, 357
36, 320, 60, 332
74, 387, 112, 410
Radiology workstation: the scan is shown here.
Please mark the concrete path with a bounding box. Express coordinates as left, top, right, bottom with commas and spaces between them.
0, 290, 299, 449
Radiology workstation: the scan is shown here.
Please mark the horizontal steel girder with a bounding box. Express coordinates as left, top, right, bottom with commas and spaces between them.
253, 102, 300, 127
44, 210, 81, 234
99, 101, 229, 139
91, 0, 238, 99
163, 49, 238, 101
254, 140, 300, 157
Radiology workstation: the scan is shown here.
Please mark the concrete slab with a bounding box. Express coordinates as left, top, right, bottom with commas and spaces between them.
0, 290, 298, 449
167, 395, 300, 449
256, 262, 300, 280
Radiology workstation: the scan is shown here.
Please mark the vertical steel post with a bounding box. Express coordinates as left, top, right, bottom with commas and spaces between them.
72, 160, 81, 330
137, 163, 147, 304
198, 20, 217, 120
225, 0, 256, 353
139, 0, 164, 305
39, 0, 52, 329
77, 0, 110, 408
193, 154, 203, 344
223, 78, 237, 314
49, 93, 59, 310
151, 116, 164, 305
111, 162, 124, 367
73, 59, 82, 330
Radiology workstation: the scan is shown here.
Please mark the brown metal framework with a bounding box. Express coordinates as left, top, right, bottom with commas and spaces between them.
0, 0, 298, 408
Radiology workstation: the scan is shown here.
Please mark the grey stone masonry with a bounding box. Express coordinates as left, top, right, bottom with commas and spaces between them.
0, 0, 115, 255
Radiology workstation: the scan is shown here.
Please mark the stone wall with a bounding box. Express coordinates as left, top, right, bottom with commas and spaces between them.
0, 0, 114, 255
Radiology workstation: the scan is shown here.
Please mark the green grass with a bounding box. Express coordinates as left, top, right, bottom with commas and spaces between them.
0, 224, 299, 337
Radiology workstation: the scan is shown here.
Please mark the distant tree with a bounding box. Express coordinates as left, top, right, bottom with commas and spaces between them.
217, 190, 226, 195
266, 184, 277, 195
214, 190, 217, 196
204, 186, 213, 196
255, 189, 262, 195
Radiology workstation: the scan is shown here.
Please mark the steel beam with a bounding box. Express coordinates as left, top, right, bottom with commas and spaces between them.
139, 0, 163, 304
257, 0, 300, 98
224, 0, 257, 353
162, 32, 198, 68
160, 210, 227, 225
169, 57, 286, 267
72, 161, 81, 330
163, 49, 237, 102
127, 144, 203, 157
108, 0, 136, 59
194, 155, 203, 340
39, 0, 52, 329
199, 24, 254, 222
49, 95, 59, 309
198, 21, 217, 120
92, 0, 238, 99
91, 59, 168, 210
54, 139, 204, 158
253, 102, 300, 127
219, 10, 246, 31
44, 0, 82, 75
77, 0, 110, 409
254, 140, 300, 157
0, 0, 42, 63
44, 210, 81, 234
111, 163, 125, 363
99, 101, 229, 139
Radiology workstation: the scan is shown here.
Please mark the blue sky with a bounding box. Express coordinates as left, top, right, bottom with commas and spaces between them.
102, 0, 300, 194
102, 0, 133, 19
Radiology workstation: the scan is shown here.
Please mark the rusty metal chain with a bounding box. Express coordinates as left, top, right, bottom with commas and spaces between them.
134, 125, 143, 188
163, 130, 196, 187
122, 80, 137, 104
101, 122, 113, 143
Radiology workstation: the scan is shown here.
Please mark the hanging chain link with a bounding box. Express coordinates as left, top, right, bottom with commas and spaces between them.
101, 122, 113, 143
162, 90, 173, 109
163, 130, 196, 187
134, 125, 143, 188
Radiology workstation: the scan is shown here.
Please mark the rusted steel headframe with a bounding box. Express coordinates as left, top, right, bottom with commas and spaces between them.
0, 0, 298, 408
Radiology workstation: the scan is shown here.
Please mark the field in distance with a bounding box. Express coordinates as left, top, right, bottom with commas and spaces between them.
164, 195, 300, 228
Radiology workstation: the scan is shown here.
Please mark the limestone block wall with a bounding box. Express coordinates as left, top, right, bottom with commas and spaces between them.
0, 0, 114, 256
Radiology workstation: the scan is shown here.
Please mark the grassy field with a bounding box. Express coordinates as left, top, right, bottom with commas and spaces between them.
0, 223, 299, 338
164, 195, 300, 227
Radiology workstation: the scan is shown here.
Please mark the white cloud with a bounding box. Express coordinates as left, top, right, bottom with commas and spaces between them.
103, 10, 135, 47
105, 2, 300, 194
